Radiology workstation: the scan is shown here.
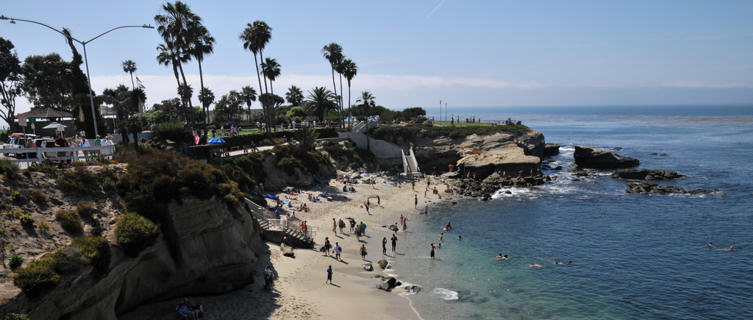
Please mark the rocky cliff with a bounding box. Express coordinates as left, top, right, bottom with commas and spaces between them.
1, 197, 264, 319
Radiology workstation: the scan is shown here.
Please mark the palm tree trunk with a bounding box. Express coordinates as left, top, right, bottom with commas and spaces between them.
177, 62, 195, 128
198, 59, 208, 139
253, 53, 263, 96
270, 81, 274, 96
339, 73, 344, 128
330, 67, 337, 125
129, 72, 135, 91
260, 50, 269, 94
347, 81, 352, 129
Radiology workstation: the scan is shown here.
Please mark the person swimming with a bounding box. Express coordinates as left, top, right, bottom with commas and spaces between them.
444, 222, 452, 231
529, 264, 543, 268
708, 241, 714, 248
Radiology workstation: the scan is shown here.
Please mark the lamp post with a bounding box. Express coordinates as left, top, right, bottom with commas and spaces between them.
0, 15, 153, 138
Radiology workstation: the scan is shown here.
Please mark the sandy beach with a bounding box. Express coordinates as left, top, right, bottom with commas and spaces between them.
124, 171, 457, 320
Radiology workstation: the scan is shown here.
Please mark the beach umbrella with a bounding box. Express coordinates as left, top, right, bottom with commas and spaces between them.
208, 138, 226, 144
42, 122, 66, 131
263, 193, 279, 201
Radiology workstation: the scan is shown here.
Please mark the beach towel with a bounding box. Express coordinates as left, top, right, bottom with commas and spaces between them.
381, 184, 392, 187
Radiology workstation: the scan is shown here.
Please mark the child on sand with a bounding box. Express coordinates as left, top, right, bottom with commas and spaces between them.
326, 265, 333, 284
360, 244, 368, 260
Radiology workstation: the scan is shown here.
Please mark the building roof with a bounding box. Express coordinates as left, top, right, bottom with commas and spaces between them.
16, 108, 73, 119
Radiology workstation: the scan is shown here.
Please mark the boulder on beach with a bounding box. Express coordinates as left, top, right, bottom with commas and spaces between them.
362, 263, 373, 272
376, 277, 398, 291
574, 146, 639, 169
378, 259, 389, 270
611, 169, 683, 180
457, 143, 541, 179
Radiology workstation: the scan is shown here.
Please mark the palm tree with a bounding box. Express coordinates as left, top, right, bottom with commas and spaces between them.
305, 87, 336, 121
321, 43, 343, 121
189, 23, 214, 127
240, 86, 257, 118
240, 24, 263, 98
122, 60, 137, 90
341, 59, 358, 128
252, 21, 272, 94
198, 87, 215, 122
155, 1, 200, 124
261, 57, 281, 95
357, 91, 375, 119
285, 85, 304, 106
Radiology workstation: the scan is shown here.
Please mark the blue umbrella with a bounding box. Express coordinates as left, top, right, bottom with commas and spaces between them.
264, 193, 279, 201
208, 138, 226, 144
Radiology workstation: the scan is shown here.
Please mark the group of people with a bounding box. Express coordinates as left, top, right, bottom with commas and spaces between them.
176, 298, 204, 320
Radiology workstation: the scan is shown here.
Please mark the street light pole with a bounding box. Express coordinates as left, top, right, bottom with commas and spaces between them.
0, 15, 153, 138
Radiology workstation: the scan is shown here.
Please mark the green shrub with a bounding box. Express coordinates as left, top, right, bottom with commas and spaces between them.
76, 201, 97, 220
29, 189, 47, 205
0, 159, 18, 180
19, 214, 33, 228
47, 249, 78, 274
10, 190, 26, 204
9, 255, 23, 270
3, 313, 29, 320
116, 149, 242, 223
153, 121, 192, 144
57, 167, 100, 194
12, 258, 61, 297
55, 210, 82, 234
115, 213, 159, 256
72, 236, 111, 275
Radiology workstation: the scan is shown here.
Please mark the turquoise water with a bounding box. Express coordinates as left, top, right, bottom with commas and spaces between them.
380, 106, 753, 319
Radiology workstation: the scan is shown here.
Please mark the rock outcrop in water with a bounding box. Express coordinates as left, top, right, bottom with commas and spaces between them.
626, 182, 717, 195
543, 143, 560, 157
574, 146, 639, 169
612, 169, 683, 180
1, 198, 264, 319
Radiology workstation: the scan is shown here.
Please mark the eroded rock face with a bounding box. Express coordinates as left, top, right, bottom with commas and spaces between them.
260, 154, 336, 191
543, 143, 560, 157
626, 182, 717, 195
457, 143, 541, 179
574, 146, 639, 169
612, 169, 683, 180
4, 199, 264, 320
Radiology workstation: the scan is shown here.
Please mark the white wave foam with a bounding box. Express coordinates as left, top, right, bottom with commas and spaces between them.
396, 281, 422, 296
433, 287, 459, 301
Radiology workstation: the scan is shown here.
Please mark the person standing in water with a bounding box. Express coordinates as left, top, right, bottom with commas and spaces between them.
391, 234, 398, 253
439, 232, 444, 242
430, 243, 436, 259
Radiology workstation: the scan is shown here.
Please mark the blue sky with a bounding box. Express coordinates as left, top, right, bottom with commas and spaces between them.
2, 0, 752, 124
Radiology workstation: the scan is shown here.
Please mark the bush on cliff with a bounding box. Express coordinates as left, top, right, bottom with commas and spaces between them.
76, 201, 97, 220
57, 167, 100, 195
55, 210, 83, 235
3, 313, 29, 320
72, 236, 111, 275
369, 123, 530, 145
12, 258, 61, 297
115, 213, 159, 257
0, 159, 18, 180
272, 144, 329, 176
116, 149, 243, 223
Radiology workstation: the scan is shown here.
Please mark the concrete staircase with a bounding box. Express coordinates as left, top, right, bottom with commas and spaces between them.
402, 146, 421, 176
243, 197, 315, 248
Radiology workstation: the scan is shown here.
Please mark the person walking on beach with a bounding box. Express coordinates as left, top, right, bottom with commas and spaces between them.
414, 194, 418, 208
332, 218, 337, 234
377, 195, 381, 206
430, 243, 436, 259
402, 217, 408, 231
412, 180, 415, 190
324, 237, 332, 256
360, 244, 368, 260
391, 234, 398, 253
326, 265, 333, 285
334, 242, 342, 261
382, 237, 387, 255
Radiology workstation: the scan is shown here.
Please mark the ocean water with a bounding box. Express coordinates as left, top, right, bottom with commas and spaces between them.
383, 105, 753, 320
